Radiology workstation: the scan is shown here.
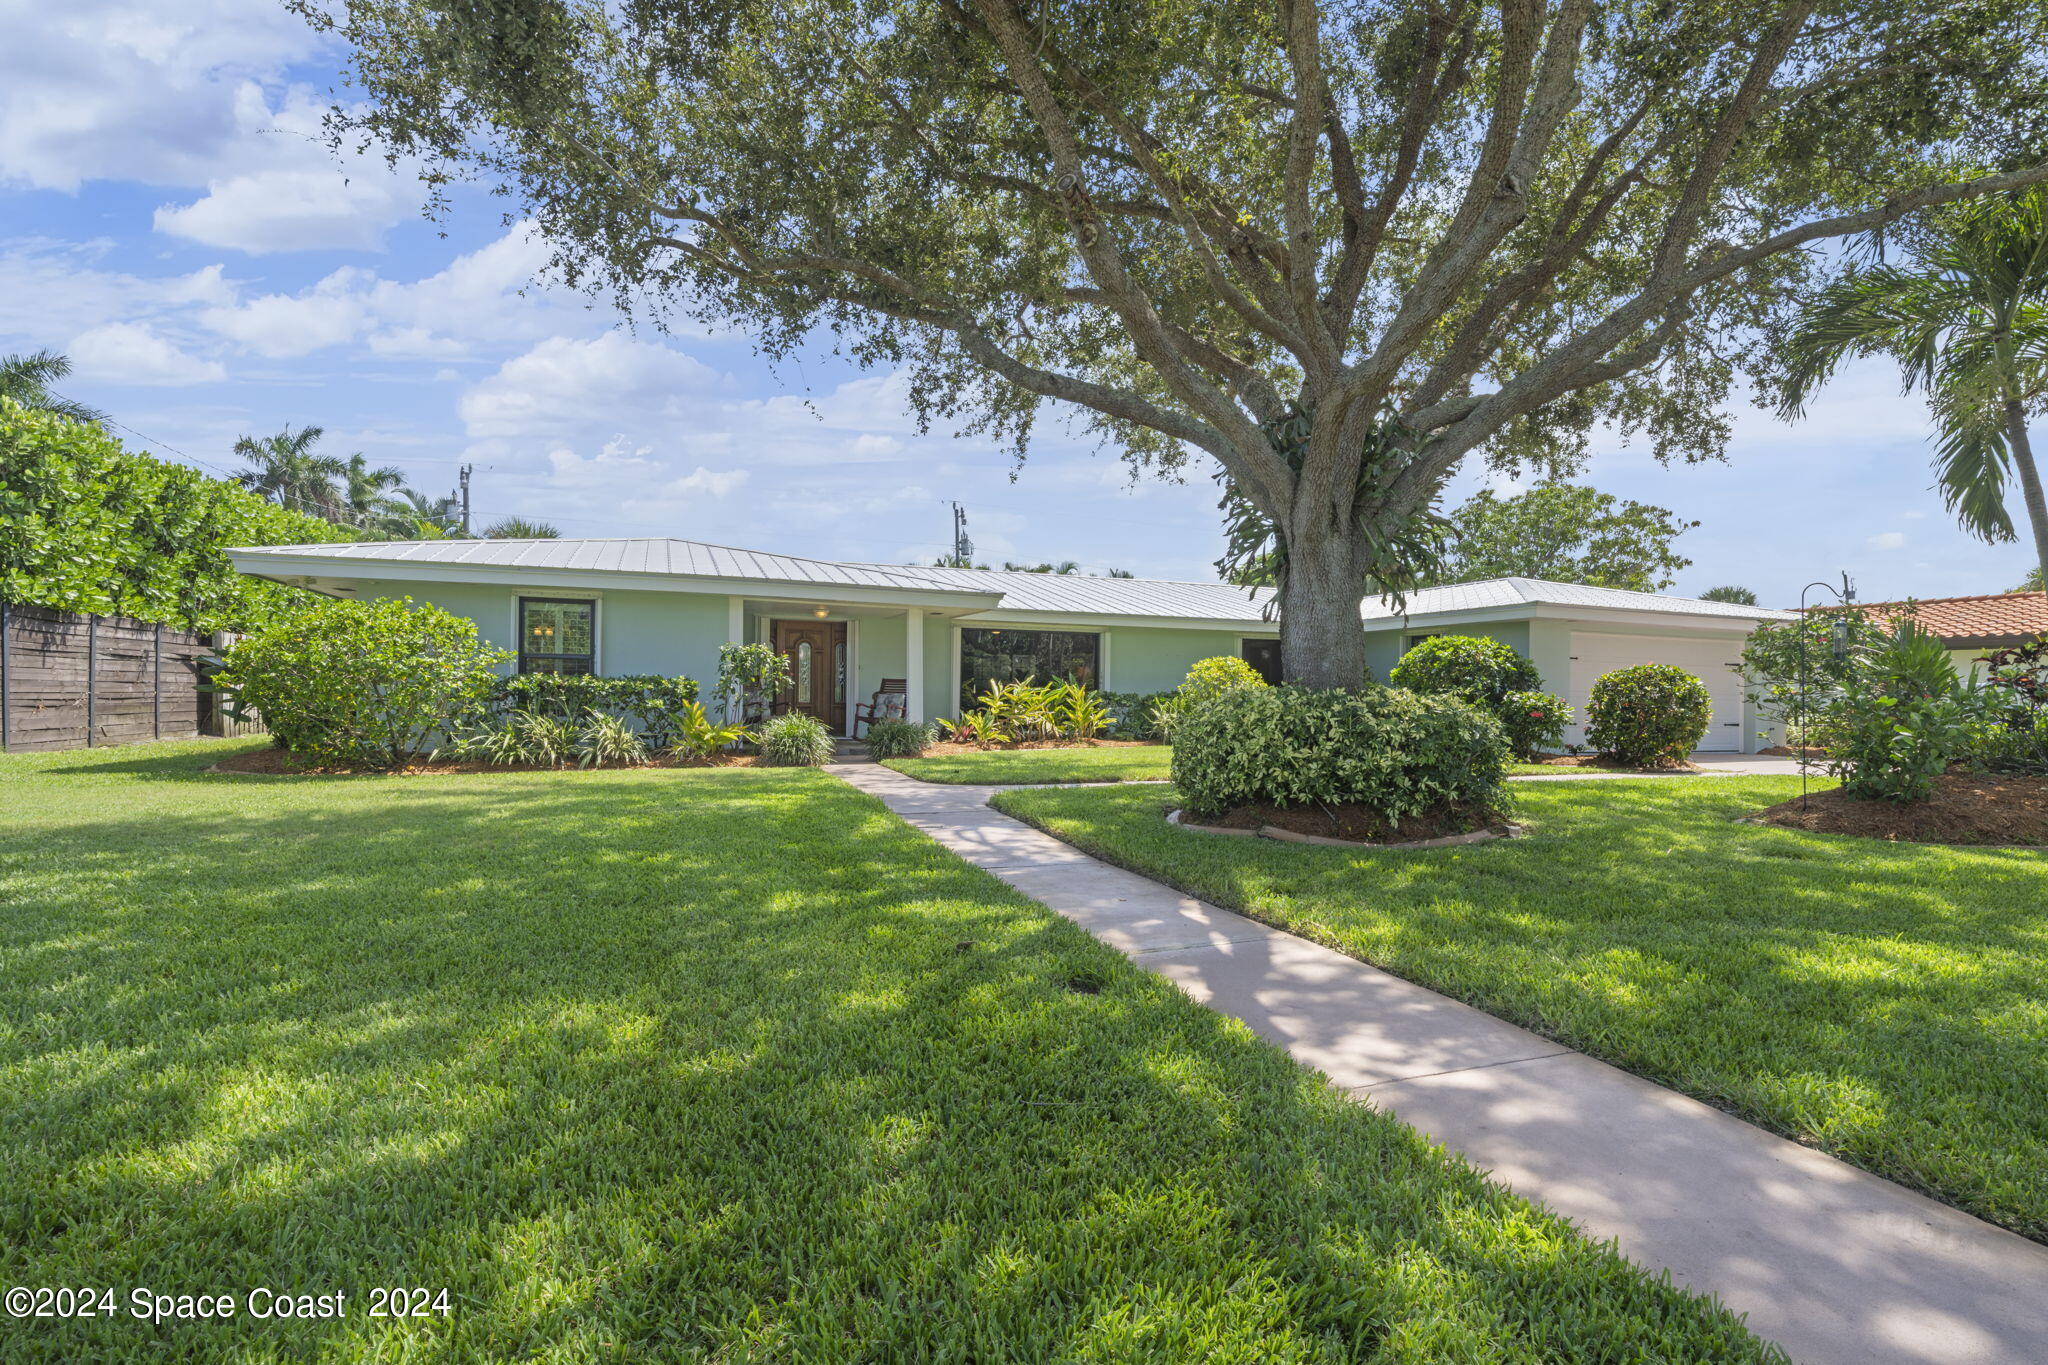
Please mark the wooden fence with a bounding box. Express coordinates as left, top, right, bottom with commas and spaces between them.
0, 603, 261, 752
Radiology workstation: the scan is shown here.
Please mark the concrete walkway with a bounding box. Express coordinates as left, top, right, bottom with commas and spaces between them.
826, 758, 2048, 1365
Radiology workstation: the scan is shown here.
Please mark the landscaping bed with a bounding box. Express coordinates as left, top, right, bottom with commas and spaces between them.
993, 774, 2048, 1241
1750, 770, 2048, 846
0, 739, 1778, 1362
1523, 753, 1698, 773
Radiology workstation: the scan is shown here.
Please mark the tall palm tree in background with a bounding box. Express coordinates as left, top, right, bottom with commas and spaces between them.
393, 488, 463, 537
232, 426, 348, 521
0, 350, 104, 423
481, 516, 559, 538
1781, 191, 2048, 594
343, 452, 408, 524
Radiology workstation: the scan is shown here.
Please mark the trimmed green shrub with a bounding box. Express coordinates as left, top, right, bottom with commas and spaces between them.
1584, 663, 1713, 766
1499, 689, 1573, 758
1098, 690, 1176, 740
758, 712, 836, 766
492, 673, 700, 746
1831, 622, 1976, 802
214, 597, 511, 768
1971, 634, 2048, 775
1177, 656, 1268, 709
1171, 685, 1511, 823
1388, 635, 1541, 708
0, 398, 356, 632
864, 718, 933, 759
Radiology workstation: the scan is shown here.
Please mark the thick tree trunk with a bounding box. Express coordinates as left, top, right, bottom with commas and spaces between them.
2006, 402, 2048, 593
1278, 533, 1370, 688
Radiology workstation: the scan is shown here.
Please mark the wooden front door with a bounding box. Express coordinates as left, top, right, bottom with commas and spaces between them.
771, 619, 848, 734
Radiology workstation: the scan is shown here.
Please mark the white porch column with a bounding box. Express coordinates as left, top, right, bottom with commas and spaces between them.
904, 607, 925, 722
724, 596, 745, 721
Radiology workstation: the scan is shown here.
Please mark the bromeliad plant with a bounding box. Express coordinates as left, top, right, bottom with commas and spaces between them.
665, 699, 754, 762
935, 711, 1011, 750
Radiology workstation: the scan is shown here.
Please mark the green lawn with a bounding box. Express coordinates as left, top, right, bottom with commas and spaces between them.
992, 776, 2048, 1241
0, 740, 1776, 1363
884, 744, 1172, 784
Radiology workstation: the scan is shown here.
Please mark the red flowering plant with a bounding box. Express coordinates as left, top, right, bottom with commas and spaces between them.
1498, 689, 1572, 759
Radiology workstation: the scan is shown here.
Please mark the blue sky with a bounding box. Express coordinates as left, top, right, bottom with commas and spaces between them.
3, 0, 2036, 606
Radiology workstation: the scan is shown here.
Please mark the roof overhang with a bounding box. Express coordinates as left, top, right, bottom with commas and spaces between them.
225, 549, 1004, 613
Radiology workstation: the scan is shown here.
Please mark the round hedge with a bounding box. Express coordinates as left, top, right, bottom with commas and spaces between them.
1171, 685, 1511, 821
1584, 663, 1713, 765
1388, 635, 1542, 708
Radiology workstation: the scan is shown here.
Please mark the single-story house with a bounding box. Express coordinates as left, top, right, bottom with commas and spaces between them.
225, 537, 1796, 752
1851, 590, 2048, 675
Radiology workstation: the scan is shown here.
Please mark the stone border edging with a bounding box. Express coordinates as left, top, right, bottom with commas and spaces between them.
1168, 808, 1525, 849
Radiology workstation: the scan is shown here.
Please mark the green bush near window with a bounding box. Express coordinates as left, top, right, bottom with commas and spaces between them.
1388, 635, 1543, 708
493, 673, 700, 747
1498, 689, 1573, 759
758, 712, 836, 766
214, 597, 512, 769
1098, 690, 1176, 740
1172, 685, 1511, 823
863, 718, 933, 759
1176, 655, 1269, 709
1584, 663, 1714, 766
0, 397, 355, 632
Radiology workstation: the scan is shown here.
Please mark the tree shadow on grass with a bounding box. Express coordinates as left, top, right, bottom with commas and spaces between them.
996, 778, 2048, 1239
0, 768, 1777, 1362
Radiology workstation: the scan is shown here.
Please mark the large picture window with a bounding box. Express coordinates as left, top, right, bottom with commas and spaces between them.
518, 597, 596, 674
959, 628, 1099, 710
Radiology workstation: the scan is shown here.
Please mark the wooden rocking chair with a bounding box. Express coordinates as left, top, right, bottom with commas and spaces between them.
853, 678, 908, 737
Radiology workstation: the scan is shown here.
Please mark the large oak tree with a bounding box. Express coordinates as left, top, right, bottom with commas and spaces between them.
302, 0, 2048, 684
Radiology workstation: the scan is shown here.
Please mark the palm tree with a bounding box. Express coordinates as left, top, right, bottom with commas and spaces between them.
0, 350, 104, 423
1699, 585, 1759, 605
1781, 190, 2048, 593
232, 426, 348, 521
342, 453, 408, 522
392, 488, 464, 537
2016, 566, 2044, 592
481, 516, 560, 539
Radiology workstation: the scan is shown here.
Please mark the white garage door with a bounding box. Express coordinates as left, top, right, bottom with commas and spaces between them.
1567, 633, 1745, 753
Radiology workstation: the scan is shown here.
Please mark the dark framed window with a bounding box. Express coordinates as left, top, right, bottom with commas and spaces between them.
1240, 637, 1281, 685
518, 597, 596, 674
959, 628, 1099, 710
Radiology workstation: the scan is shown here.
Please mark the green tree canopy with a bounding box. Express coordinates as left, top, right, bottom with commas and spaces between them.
1779, 191, 2048, 593
305, 0, 2048, 684
1700, 585, 1759, 605
0, 350, 103, 425
1426, 482, 1694, 592
482, 516, 562, 539
0, 400, 356, 632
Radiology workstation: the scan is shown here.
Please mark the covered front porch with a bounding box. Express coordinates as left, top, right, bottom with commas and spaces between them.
730, 595, 972, 737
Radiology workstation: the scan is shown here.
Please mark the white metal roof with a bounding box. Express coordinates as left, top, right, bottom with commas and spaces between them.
232, 538, 1793, 623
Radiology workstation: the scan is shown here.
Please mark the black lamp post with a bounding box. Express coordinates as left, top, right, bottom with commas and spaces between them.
1796, 573, 1856, 811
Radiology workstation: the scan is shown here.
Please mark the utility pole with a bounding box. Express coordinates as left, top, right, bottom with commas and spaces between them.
458, 464, 473, 537
948, 501, 972, 567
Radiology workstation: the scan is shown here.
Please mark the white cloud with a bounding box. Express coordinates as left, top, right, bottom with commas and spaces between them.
67, 322, 226, 386
664, 467, 750, 497
1867, 531, 1908, 550
201, 269, 368, 356
459, 333, 722, 440
155, 164, 413, 253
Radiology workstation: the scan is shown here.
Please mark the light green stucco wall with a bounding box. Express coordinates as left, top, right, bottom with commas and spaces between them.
1103, 625, 1277, 695
350, 578, 732, 686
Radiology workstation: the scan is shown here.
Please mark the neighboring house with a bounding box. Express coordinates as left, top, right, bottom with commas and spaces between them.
1854, 591, 2048, 677
225, 537, 1795, 752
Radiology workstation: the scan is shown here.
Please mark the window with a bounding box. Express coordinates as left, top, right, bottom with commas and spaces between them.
1240, 638, 1281, 685
518, 597, 596, 674
1404, 633, 1441, 651
959, 628, 1099, 710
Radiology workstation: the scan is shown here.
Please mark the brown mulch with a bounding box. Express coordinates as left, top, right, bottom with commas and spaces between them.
1199, 801, 1505, 843
919, 739, 1163, 757
1749, 771, 2048, 846
1758, 745, 1828, 758
1531, 754, 1699, 772
210, 747, 762, 777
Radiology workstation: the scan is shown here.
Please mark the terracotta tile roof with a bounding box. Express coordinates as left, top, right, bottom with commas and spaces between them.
1848, 591, 2048, 648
